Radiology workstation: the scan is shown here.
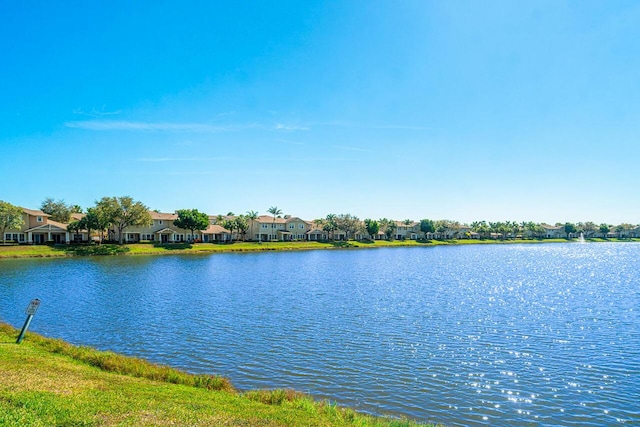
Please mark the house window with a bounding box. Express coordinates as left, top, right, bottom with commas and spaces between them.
4, 233, 11, 241
19, 234, 25, 242
262, 224, 268, 229
289, 224, 295, 229
159, 220, 163, 225
36, 216, 43, 222
299, 224, 304, 229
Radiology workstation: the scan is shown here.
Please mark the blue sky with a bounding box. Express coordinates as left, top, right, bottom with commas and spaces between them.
2, 1, 639, 224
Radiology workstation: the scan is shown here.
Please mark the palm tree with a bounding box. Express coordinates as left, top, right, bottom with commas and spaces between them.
246, 210, 259, 242
403, 219, 413, 240
223, 218, 237, 242
267, 206, 283, 241
324, 214, 337, 240
235, 215, 248, 241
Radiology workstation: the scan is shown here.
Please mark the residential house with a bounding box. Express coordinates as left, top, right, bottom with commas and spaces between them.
284, 217, 313, 241
117, 211, 230, 243
4, 208, 70, 244
306, 227, 328, 241
540, 224, 566, 239
394, 221, 421, 240
458, 224, 479, 239
254, 215, 287, 241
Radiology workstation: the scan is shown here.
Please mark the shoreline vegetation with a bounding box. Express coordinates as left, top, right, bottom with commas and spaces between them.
0, 323, 433, 426
0, 237, 638, 259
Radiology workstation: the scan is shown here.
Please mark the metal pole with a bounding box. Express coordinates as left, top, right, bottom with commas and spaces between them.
16, 314, 34, 344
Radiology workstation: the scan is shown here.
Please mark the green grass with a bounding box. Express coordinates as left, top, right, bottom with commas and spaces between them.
0, 323, 433, 426
1, 237, 638, 259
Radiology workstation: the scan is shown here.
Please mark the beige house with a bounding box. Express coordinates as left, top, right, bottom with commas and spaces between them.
118, 211, 230, 243
284, 217, 313, 241
540, 224, 566, 239
250, 215, 314, 241
201, 224, 231, 242
394, 221, 421, 240
4, 208, 71, 244
458, 225, 479, 239
306, 227, 328, 241
253, 215, 287, 241
7, 200, 636, 245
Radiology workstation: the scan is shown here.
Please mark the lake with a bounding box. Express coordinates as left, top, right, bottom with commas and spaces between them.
1, 243, 638, 426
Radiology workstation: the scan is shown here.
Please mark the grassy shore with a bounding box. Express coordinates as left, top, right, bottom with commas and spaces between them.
0, 323, 433, 426
1, 237, 636, 259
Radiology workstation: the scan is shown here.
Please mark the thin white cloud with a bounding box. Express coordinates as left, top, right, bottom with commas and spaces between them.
65, 120, 310, 133
316, 120, 431, 131
274, 123, 310, 131
65, 120, 236, 132
73, 108, 122, 117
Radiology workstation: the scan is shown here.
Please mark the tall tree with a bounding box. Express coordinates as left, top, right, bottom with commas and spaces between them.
96, 196, 151, 244
267, 206, 283, 241
379, 218, 397, 240
335, 213, 360, 241
564, 222, 577, 238
40, 197, 72, 223
66, 220, 83, 243
509, 221, 521, 238
174, 209, 210, 242
420, 219, 435, 238
324, 214, 338, 240
235, 215, 248, 241
364, 218, 379, 239
246, 210, 259, 241
0, 201, 24, 244
599, 223, 611, 238
582, 221, 597, 238
222, 218, 237, 242
81, 206, 111, 244
525, 221, 538, 239
434, 220, 449, 239
615, 223, 634, 238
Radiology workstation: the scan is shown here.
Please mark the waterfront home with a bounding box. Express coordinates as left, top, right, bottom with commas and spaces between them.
4, 208, 71, 244
394, 221, 421, 240
458, 224, 480, 239
541, 224, 566, 239
4, 201, 637, 245
306, 227, 328, 241
254, 215, 287, 241
201, 224, 231, 242
117, 211, 230, 243
284, 217, 313, 241
251, 215, 314, 241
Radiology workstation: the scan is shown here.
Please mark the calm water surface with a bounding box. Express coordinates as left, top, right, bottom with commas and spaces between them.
1, 243, 639, 426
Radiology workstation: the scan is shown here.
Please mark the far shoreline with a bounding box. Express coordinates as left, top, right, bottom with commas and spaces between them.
1, 237, 638, 260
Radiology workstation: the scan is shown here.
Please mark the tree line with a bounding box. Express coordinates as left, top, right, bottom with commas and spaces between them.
1, 197, 638, 245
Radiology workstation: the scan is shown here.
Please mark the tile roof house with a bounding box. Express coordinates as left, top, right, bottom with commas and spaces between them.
3, 208, 70, 244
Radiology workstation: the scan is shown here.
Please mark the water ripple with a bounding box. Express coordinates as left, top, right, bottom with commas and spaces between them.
1, 244, 639, 426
